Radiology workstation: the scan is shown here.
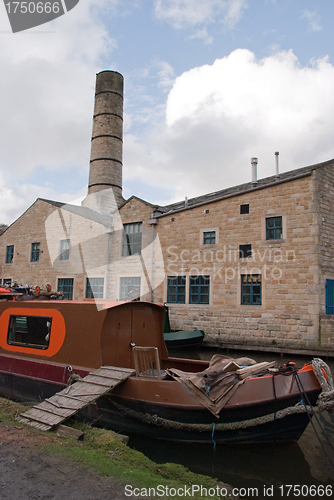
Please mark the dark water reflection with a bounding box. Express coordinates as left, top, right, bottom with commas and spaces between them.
129, 348, 334, 497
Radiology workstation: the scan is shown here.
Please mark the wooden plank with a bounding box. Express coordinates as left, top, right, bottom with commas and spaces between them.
101, 366, 135, 373
62, 387, 109, 399
93, 369, 134, 379
44, 395, 92, 409
24, 408, 64, 425
75, 375, 120, 387
236, 361, 276, 379
18, 412, 59, 427
17, 417, 52, 431
18, 365, 135, 431
34, 402, 76, 418
64, 381, 110, 393
55, 424, 85, 441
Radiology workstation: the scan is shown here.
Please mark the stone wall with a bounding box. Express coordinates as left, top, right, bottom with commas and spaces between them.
315, 161, 334, 313
109, 196, 156, 301
154, 173, 323, 349
2, 164, 334, 352
0, 199, 108, 300
319, 314, 334, 349
0, 199, 62, 294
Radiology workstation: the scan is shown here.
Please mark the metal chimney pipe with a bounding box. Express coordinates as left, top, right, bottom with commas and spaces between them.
251, 157, 258, 185
275, 151, 280, 179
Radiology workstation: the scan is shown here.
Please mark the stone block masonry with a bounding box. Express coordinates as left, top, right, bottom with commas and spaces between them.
153, 166, 334, 351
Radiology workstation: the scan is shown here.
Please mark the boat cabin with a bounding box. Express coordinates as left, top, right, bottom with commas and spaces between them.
0, 300, 206, 373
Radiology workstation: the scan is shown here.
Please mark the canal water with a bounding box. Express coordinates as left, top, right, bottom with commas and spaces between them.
129, 348, 334, 499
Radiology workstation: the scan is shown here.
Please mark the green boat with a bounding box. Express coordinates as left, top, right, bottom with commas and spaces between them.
163, 305, 205, 350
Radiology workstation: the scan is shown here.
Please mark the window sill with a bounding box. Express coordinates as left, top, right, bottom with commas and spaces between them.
262, 239, 286, 245
165, 302, 211, 307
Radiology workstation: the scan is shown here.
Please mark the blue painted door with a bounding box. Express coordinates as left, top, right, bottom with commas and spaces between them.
325, 279, 334, 314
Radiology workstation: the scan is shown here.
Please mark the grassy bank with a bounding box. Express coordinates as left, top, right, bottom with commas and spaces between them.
0, 397, 233, 499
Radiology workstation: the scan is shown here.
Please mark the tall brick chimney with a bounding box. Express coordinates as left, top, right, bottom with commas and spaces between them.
82, 70, 124, 212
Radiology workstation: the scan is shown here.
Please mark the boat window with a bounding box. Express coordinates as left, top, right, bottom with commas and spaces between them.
7, 315, 52, 350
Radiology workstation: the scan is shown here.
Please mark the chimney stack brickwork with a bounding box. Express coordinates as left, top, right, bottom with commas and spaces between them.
82, 70, 124, 212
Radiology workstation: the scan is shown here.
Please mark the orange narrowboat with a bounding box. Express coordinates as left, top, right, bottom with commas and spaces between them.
0, 299, 330, 443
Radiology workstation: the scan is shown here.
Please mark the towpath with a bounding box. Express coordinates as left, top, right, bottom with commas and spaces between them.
0, 422, 128, 500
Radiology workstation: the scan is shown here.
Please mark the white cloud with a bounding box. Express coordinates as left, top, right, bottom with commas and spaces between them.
156, 60, 175, 91
0, 0, 119, 223
188, 27, 213, 45
154, 0, 247, 30
301, 10, 322, 32
0, 167, 87, 225
0, 1, 117, 175
123, 49, 334, 205
0, 170, 50, 225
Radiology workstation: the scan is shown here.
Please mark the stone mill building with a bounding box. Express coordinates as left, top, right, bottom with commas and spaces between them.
1, 70, 334, 354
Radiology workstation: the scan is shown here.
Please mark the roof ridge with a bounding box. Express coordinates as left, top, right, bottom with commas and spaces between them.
156, 159, 334, 216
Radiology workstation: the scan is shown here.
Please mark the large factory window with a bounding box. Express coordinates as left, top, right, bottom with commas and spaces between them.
167, 276, 186, 304
31, 242, 40, 262
241, 274, 262, 305
189, 276, 210, 304
120, 277, 141, 300
122, 222, 142, 256
86, 278, 104, 299
57, 278, 74, 300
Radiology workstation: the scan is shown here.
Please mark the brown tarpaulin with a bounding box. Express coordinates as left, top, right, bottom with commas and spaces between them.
167, 355, 257, 417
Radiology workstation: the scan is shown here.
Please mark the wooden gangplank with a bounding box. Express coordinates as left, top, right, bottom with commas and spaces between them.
17, 366, 135, 431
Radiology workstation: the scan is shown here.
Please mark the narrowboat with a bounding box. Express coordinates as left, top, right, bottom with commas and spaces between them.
0, 299, 331, 444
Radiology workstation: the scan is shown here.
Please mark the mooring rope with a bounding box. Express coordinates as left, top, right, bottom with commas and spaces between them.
296, 362, 334, 470
110, 398, 316, 433
312, 358, 334, 414
109, 359, 334, 434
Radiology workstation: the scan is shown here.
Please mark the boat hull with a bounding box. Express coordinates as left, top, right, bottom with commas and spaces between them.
164, 330, 205, 350
0, 301, 324, 445
81, 399, 313, 444
0, 353, 320, 444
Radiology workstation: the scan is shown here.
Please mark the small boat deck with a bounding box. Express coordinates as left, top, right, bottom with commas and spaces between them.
17, 366, 135, 431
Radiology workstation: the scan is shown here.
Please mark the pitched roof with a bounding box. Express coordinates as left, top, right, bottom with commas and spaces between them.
118, 195, 157, 210
155, 158, 334, 217
39, 198, 114, 227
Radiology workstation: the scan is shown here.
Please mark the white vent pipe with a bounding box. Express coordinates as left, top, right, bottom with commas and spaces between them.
251, 157, 258, 185
275, 152, 280, 179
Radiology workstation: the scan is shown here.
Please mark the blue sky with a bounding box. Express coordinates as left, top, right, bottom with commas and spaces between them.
1, 0, 334, 224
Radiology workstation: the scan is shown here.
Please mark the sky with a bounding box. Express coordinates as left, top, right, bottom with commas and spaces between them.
1, 0, 334, 225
